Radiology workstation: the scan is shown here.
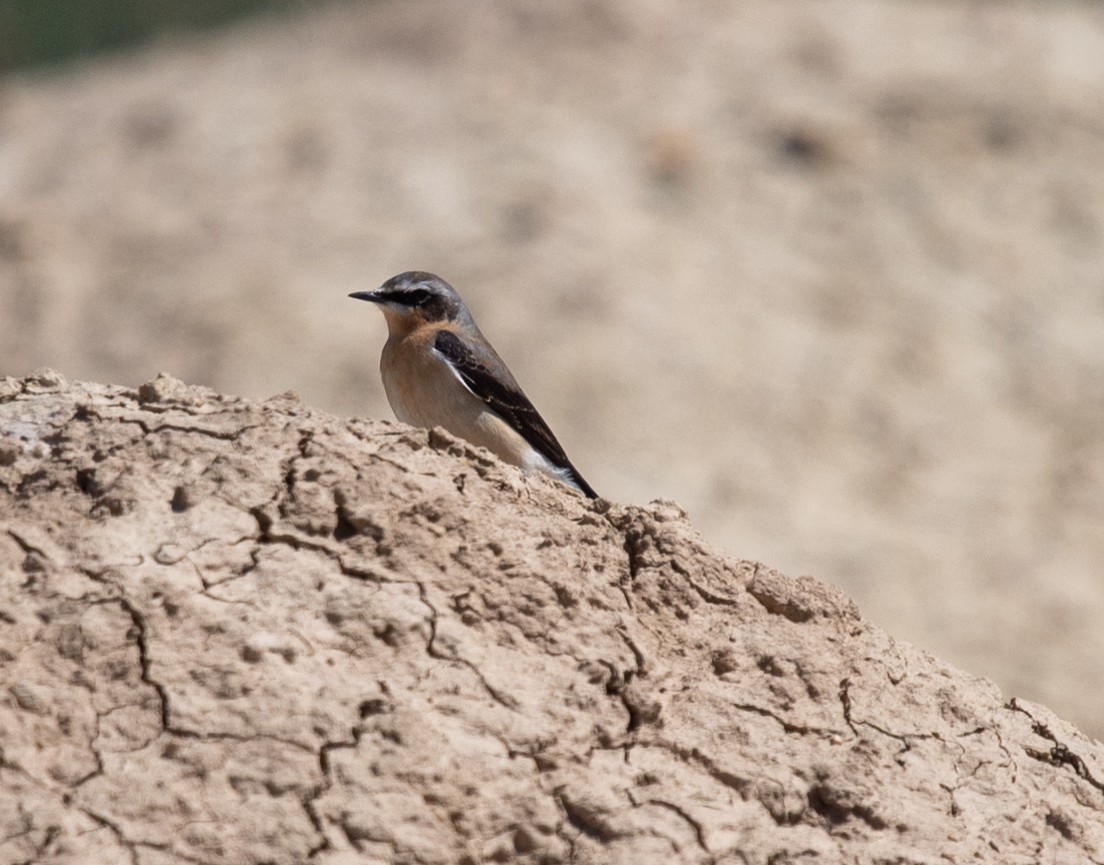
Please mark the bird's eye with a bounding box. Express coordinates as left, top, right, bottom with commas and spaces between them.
406, 289, 431, 307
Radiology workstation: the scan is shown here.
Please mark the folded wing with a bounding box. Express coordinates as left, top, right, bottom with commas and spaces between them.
433, 329, 598, 498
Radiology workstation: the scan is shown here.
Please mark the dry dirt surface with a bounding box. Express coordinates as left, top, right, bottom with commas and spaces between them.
1, 0, 1103, 740
2, 371, 1104, 865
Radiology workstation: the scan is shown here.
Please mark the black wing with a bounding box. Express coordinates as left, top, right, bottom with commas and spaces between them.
434, 329, 598, 498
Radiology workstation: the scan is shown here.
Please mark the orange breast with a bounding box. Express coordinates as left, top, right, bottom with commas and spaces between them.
379, 326, 539, 470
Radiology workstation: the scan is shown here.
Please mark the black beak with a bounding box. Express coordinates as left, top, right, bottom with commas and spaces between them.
349, 290, 383, 303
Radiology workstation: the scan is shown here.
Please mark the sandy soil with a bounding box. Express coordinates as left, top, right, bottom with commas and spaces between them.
0, 0, 1102, 736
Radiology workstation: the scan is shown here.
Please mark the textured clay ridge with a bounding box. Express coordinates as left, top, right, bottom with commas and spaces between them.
1, 371, 1103, 865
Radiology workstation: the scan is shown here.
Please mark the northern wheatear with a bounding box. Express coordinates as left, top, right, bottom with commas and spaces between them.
350, 271, 598, 499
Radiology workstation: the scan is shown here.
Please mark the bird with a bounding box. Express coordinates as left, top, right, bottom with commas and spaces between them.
350, 271, 598, 499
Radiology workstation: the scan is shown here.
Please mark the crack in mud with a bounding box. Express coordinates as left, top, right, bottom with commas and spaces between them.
1010, 699, 1104, 795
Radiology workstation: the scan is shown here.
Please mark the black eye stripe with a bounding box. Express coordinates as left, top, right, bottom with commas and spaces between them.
405, 289, 432, 306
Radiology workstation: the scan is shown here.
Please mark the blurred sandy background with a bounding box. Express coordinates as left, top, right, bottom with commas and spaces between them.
1, 0, 1102, 738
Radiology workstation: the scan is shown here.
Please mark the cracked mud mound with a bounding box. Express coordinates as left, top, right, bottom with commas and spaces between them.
2, 372, 1104, 865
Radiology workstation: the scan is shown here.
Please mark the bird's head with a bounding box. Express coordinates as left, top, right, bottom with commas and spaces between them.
350, 272, 471, 333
